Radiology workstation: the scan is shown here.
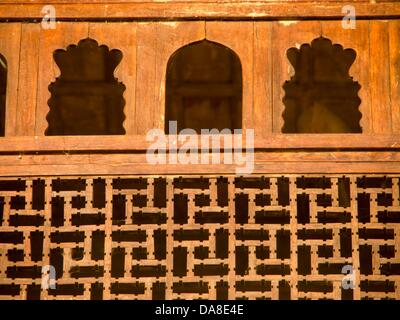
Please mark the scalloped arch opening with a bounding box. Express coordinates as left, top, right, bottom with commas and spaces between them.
0, 54, 6, 136
165, 39, 243, 134
282, 37, 362, 133
45, 38, 126, 136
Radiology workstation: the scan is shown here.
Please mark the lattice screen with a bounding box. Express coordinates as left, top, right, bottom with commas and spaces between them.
0, 175, 399, 300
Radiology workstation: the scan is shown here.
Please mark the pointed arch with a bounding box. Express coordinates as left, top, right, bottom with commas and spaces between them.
165, 39, 242, 133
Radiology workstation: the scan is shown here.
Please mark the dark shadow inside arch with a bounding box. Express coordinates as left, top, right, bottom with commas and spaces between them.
165, 39, 242, 134
46, 38, 126, 136
0, 54, 6, 136
282, 37, 362, 133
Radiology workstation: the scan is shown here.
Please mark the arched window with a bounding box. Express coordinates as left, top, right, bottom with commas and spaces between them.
46, 38, 125, 135
0, 54, 7, 136
165, 40, 242, 133
282, 37, 362, 133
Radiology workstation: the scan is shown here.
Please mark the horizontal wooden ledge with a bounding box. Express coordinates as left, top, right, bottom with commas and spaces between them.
3, 0, 398, 3
0, 134, 399, 152
1, 151, 400, 166
1, 2, 400, 19
0, 161, 398, 177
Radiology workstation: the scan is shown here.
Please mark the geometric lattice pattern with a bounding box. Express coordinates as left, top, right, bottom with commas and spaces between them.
0, 175, 399, 300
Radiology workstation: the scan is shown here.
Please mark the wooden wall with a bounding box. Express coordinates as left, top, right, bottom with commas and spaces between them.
0, 20, 399, 137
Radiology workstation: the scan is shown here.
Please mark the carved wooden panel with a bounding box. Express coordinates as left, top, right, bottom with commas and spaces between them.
3, 20, 399, 137
0, 174, 399, 300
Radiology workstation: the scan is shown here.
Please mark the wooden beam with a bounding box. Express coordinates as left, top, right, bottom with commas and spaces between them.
1, 2, 400, 20
0, 155, 398, 176
0, 134, 398, 152
1, 151, 399, 166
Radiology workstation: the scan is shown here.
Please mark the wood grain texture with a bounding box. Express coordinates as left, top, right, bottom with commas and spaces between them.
370, 20, 392, 134
89, 22, 137, 134
0, 157, 398, 176
253, 22, 273, 137
36, 22, 89, 136
1, 2, 400, 19
1, 19, 399, 143
272, 20, 321, 133
389, 20, 400, 134
0, 23, 21, 137
1, 151, 399, 167
321, 20, 371, 133
0, 134, 398, 152
1, 0, 389, 3
15, 23, 40, 136
135, 22, 157, 134
206, 21, 254, 130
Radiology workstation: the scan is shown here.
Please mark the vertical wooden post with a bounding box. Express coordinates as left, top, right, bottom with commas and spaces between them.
370, 20, 392, 134
0, 23, 21, 137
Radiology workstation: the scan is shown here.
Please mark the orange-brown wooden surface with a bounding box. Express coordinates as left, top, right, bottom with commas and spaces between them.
0, 23, 21, 136
0, 153, 398, 176
135, 22, 158, 135
0, 134, 398, 152
0, 2, 399, 19
253, 22, 273, 137
370, 20, 392, 134
389, 20, 400, 134
15, 23, 40, 136
0, 19, 398, 143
